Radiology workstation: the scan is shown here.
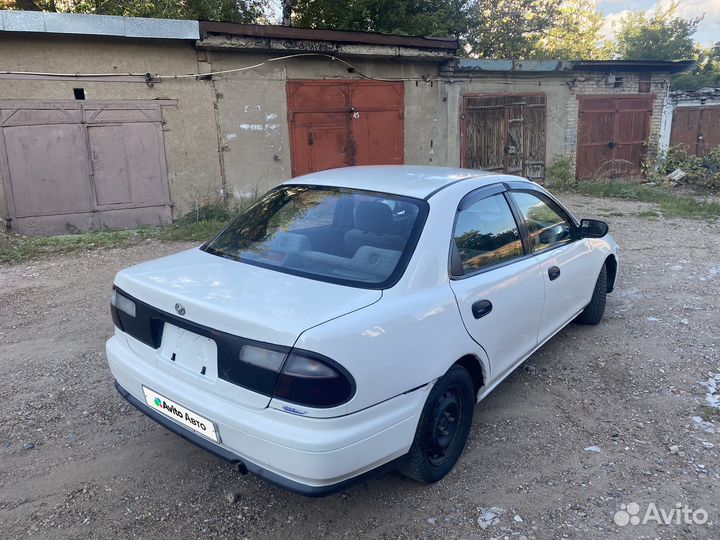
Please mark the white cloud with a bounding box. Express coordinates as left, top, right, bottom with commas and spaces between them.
600, 0, 720, 46
600, 10, 629, 42
678, 0, 720, 45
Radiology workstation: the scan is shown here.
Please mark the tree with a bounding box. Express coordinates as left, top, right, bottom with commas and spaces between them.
291, 0, 473, 38
672, 43, 720, 91
463, 0, 561, 58
281, 0, 293, 26
2, 0, 267, 23
613, 1, 700, 61
291, 0, 563, 59
531, 0, 607, 60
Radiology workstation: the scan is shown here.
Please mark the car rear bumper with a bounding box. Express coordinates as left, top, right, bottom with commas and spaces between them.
107, 335, 427, 496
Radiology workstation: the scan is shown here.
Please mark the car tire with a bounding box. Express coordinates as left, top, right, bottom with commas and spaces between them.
399, 365, 475, 484
575, 263, 608, 325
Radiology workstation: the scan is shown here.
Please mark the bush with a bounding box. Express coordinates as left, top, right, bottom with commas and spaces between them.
175, 200, 231, 225
545, 155, 576, 189
645, 143, 720, 190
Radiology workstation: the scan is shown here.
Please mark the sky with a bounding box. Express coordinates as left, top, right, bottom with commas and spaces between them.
598, 0, 720, 46
264, 0, 719, 48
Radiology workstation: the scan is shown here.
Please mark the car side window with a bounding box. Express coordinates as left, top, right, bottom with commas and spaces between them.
452, 193, 524, 275
510, 191, 574, 253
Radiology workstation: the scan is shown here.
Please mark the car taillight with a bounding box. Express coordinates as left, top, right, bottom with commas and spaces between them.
273, 351, 355, 408
111, 288, 136, 318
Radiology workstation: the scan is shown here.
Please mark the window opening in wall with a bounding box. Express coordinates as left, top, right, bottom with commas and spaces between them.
638, 73, 651, 93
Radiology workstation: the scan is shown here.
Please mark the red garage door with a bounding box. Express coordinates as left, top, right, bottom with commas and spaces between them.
576, 95, 653, 180
287, 81, 404, 177
0, 100, 172, 235
670, 106, 720, 156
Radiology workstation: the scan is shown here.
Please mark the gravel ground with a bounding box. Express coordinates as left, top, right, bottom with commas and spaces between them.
1, 193, 719, 540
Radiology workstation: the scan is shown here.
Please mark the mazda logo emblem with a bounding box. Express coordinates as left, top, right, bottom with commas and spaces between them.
175, 303, 186, 316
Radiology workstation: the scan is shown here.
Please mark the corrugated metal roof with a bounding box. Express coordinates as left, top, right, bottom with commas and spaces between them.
199, 21, 459, 51
456, 58, 695, 74
0, 11, 199, 40
458, 59, 574, 72
572, 60, 695, 73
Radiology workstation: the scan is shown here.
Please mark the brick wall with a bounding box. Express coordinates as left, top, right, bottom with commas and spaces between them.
563, 71, 670, 175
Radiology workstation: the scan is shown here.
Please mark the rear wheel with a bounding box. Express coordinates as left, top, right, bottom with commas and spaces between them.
575, 263, 607, 325
399, 365, 474, 484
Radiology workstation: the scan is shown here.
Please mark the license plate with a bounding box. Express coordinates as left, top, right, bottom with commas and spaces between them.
143, 387, 219, 442
160, 324, 218, 379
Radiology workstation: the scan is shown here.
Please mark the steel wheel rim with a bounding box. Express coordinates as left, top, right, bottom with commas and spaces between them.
427, 386, 463, 467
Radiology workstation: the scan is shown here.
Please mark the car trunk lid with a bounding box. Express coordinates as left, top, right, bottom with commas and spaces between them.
113, 247, 381, 409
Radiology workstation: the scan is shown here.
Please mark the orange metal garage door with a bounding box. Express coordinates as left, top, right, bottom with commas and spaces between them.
287, 81, 404, 177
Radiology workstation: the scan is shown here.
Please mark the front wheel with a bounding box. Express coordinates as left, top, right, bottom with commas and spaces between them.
399, 365, 475, 484
575, 263, 607, 325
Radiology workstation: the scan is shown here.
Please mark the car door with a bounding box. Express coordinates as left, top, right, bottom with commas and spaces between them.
508, 189, 596, 342
448, 186, 545, 382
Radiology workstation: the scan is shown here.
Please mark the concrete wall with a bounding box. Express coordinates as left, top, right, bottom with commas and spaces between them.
442, 70, 670, 174
442, 75, 572, 167
0, 33, 223, 222
204, 50, 444, 200
0, 32, 674, 229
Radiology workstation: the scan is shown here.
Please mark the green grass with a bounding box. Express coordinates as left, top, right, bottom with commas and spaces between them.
700, 405, 720, 421
567, 181, 720, 220
0, 218, 228, 265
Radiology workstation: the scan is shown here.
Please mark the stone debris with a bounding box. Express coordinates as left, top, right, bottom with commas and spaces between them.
477, 507, 504, 529
701, 373, 720, 409
693, 416, 716, 434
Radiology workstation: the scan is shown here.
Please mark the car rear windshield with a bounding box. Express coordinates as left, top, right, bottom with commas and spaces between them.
202, 185, 428, 288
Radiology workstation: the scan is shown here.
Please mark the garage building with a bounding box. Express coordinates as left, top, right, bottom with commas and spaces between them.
0, 11, 692, 235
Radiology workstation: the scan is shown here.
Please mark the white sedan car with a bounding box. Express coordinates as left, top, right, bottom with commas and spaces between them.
107, 166, 618, 496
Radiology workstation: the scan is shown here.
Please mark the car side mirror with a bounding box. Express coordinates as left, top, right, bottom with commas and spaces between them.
579, 219, 608, 238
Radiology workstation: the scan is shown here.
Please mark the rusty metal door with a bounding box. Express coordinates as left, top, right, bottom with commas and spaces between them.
576, 95, 653, 180
0, 100, 172, 235
461, 94, 546, 180
349, 82, 404, 167
287, 81, 404, 177
670, 106, 720, 156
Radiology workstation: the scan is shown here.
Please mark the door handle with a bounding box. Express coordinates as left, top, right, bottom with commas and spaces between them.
548, 266, 561, 281
471, 299, 493, 319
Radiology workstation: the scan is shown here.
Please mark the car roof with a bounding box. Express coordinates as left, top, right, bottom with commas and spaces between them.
283, 165, 531, 199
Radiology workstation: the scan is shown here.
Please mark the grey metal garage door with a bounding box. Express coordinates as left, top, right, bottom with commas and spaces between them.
0, 100, 173, 235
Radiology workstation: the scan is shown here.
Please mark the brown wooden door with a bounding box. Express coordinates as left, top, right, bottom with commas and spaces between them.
576, 95, 653, 180
287, 81, 404, 177
461, 94, 546, 180
670, 106, 720, 156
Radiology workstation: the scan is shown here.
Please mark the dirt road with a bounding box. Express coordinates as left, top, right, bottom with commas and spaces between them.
1, 194, 718, 539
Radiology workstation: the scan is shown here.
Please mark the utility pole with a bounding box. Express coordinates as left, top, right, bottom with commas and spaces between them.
281, 0, 294, 26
